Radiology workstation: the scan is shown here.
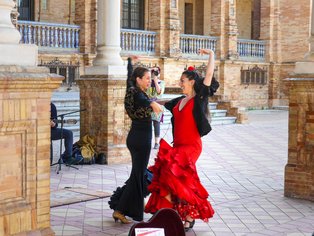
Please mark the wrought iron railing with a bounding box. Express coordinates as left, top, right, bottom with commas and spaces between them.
237, 39, 265, 61
180, 34, 218, 55
120, 28, 156, 54
17, 20, 80, 50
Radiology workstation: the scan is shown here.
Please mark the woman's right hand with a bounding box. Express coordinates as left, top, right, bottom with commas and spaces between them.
50, 120, 56, 128
199, 48, 214, 56
150, 101, 163, 114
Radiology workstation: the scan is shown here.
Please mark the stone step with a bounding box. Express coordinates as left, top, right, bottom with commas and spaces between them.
209, 102, 218, 110
272, 106, 289, 111
210, 116, 237, 125
210, 109, 227, 117
53, 99, 80, 107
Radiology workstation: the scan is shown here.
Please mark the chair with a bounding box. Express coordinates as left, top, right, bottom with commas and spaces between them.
128, 208, 185, 236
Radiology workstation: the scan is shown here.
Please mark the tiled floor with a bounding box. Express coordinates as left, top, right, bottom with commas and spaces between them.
50, 110, 314, 236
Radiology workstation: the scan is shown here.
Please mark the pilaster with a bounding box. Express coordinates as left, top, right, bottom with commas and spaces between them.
0, 67, 63, 236
211, 0, 238, 60
260, 0, 282, 63
74, 0, 97, 66
284, 78, 314, 201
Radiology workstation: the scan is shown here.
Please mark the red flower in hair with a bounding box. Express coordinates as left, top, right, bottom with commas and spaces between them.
187, 66, 195, 71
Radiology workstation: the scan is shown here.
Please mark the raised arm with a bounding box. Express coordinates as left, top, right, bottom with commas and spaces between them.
126, 55, 139, 88
199, 49, 215, 86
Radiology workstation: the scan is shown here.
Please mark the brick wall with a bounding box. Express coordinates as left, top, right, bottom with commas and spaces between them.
203, 0, 212, 35
34, 0, 75, 24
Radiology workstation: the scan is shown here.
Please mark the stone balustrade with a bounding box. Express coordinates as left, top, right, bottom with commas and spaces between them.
180, 34, 218, 55
17, 20, 80, 50
237, 39, 266, 61
120, 28, 156, 54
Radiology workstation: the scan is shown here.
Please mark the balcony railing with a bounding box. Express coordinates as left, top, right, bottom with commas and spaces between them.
17, 20, 80, 51
180, 34, 218, 55
120, 28, 156, 54
237, 39, 265, 61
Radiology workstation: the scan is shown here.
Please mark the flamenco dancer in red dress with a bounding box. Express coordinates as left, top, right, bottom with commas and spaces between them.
145, 49, 219, 231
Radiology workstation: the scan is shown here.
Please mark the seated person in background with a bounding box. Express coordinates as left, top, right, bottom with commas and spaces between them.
50, 102, 82, 165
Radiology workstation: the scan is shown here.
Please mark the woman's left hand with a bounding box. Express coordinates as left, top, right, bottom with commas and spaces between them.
130, 55, 139, 63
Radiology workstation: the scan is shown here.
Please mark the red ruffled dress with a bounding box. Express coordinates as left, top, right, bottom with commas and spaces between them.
145, 98, 214, 221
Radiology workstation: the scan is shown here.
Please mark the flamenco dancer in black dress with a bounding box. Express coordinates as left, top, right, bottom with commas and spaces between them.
108, 56, 163, 223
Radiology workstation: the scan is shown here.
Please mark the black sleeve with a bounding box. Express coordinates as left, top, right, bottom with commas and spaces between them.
164, 96, 184, 113
126, 57, 133, 89
200, 77, 220, 97
50, 103, 58, 128
51, 103, 57, 119
134, 91, 152, 108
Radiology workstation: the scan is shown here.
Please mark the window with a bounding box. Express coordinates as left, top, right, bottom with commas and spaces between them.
184, 3, 193, 34
39, 58, 80, 87
241, 66, 267, 85
122, 0, 144, 30
17, 0, 34, 21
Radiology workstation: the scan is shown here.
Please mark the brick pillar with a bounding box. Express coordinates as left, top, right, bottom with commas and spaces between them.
74, 0, 97, 66
77, 0, 129, 164
149, 0, 181, 58
284, 78, 314, 201
0, 1, 63, 235
211, 0, 238, 60
0, 67, 62, 236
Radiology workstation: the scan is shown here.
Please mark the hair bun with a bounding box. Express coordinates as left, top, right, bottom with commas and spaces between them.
187, 66, 195, 71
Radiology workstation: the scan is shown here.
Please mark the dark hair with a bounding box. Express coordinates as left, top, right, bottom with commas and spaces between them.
127, 66, 149, 89
182, 69, 210, 117
182, 70, 203, 93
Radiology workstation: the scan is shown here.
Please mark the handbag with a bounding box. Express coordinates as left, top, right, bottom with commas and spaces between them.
151, 106, 165, 122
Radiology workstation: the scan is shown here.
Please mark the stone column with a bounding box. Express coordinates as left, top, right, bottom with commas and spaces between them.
0, 0, 37, 66
284, 78, 314, 201
0, 0, 63, 235
93, 0, 123, 67
77, 0, 129, 164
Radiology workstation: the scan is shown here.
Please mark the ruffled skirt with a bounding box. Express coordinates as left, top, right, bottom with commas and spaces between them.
144, 139, 214, 221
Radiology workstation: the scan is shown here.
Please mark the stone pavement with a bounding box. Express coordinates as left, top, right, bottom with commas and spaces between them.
50, 109, 314, 236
